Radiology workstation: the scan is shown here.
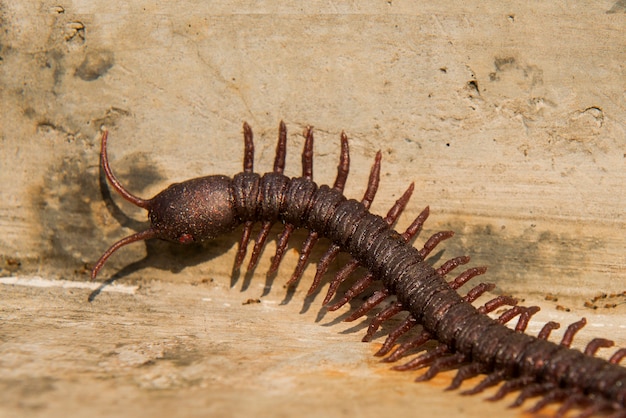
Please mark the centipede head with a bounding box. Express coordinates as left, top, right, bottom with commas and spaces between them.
91, 130, 238, 281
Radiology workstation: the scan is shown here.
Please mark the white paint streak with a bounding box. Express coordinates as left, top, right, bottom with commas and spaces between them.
0, 276, 138, 294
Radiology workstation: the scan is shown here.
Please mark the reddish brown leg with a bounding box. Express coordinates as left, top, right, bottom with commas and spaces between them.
308, 151, 382, 295
323, 183, 415, 305
307, 244, 341, 296
610, 348, 626, 364
449, 266, 488, 289
383, 330, 433, 363
416, 352, 467, 382
247, 221, 273, 272
301, 126, 314, 179
584, 338, 614, 356
463, 283, 496, 303
436, 256, 471, 277
509, 381, 553, 407
392, 344, 448, 371
233, 123, 256, 273
514, 306, 540, 332
560, 318, 587, 347
333, 132, 350, 191
361, 151, 382, 209
344, 289, 390, 322
488, 375, 536, 402
273, 121, 287, 174
326, 273, 374, 311
362, 301, 403, 342
288, 131, 349, 289
376, 316, 419, 357
242, 122, 254, 172
328, 204, 430, 312
447, 362, 488, 391
266, 126, 315, 277
266, 224, 295, 277
322, 258, 360, 304
477, 295, 517, 314
462, 369, 506, 395
418, 231, 455, 258
286, 232, 319, 288
537, 321, 560, 340
233, 221, 254, 272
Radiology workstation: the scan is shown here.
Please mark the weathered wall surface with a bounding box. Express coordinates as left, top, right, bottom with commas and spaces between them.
1, 2, 625, 417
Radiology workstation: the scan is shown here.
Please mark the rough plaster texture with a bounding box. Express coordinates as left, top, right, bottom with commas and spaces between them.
1, 1, 625, 417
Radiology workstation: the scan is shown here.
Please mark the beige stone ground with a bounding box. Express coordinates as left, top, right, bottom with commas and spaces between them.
1, 1, 625, 417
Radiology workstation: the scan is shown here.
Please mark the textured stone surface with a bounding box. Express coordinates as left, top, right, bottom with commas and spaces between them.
1, 1, 625, 417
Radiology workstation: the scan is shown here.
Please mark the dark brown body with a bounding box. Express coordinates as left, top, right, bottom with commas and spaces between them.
93, 123, 626, 417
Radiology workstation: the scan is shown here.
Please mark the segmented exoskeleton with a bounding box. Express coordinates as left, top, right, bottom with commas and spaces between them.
93, 122, 626, 417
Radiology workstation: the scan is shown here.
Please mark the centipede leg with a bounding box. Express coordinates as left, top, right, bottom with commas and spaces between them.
323, 183, 414, 305
244, 121, 290, 273
267, 127, 315, 277
307, 151, 382, 296
233, 123, 256, 273
288, 131, 348, 290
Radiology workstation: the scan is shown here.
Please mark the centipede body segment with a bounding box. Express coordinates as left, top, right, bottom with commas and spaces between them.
92, 123, 626, 417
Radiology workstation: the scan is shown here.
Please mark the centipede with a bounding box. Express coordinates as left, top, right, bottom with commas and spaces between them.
92, 122, 626, 417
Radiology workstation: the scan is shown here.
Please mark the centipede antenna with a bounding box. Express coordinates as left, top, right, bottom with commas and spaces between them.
91, 229, 158, 280
100, 130, 151, 209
